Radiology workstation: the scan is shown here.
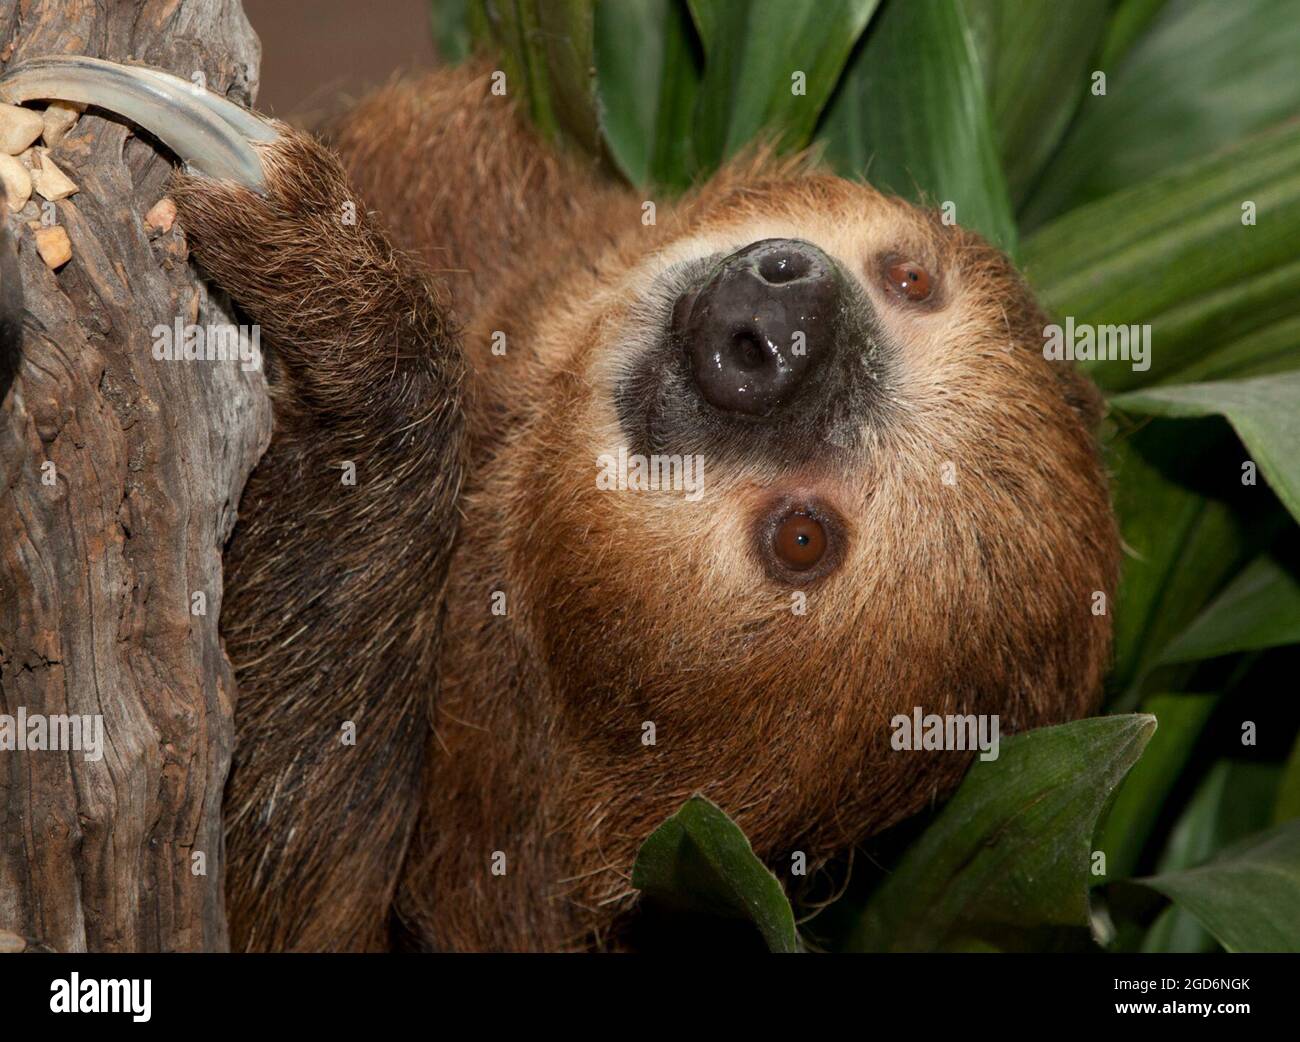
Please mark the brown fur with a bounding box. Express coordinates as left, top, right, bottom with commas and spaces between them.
171, 131, 465, 951
173, 59, 1117, 951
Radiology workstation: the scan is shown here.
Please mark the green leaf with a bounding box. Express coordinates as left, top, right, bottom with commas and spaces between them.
1275, 733, 1300, 825
687, 0, 879, 173
475, 0, 602, 154
1141, 902, 1206, 953
1022, 0, 1300, 228
1139, 760, 1280, 952
1098, 0, 1171, 69
1104, 426, 1252, 705
1139, 815, 1300, 953
819, 0, 1017, 253
1160, 555, 1300, 664
1157, 762, 1280, 873
850, 715, 1155, 951
1023, 121, 1300, 393
631, 794, 798, 952
1112, 373, 1300, 526
961, 0, 1109, 205
594, 0, 702, 189
1097, 693, 1218, 881
1170, 309, 1300, 386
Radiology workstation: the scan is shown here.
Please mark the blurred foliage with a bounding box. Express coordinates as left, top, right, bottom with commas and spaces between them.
431, 0, 1300, 952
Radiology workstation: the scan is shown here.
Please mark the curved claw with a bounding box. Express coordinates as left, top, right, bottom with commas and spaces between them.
0, 56, 275, 192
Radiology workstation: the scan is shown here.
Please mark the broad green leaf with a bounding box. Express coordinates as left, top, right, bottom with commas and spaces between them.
1139, 760, 1280, 952
475, 0, 601, 154
850, 715, 1154, 952
1141, 901, 1206, 953
1097, 693, 1218, 881
1098, 0, 1171, 69
687, 0, 879, 173
1105, 426, 1252, 706
1275, 733, 1300, 825
819, 0, 1017, 253
1023, 122, 1300, 392
1160, 555, 1300, 664
1112, 373, 1300, 526
1140, 815, 1299, 953
1155, 762, 1281, 874
1169, 308, 1300, 386
631, 794, 798, 952
961, 0, 1109, 205
1022, 0, 1300, 228
594, 0, 701, 189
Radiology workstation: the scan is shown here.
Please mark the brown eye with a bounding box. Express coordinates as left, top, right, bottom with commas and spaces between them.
884, 259, 932, 302
773, 512, 827, 570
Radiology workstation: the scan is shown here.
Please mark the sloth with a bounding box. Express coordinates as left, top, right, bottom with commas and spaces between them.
2, 56, 1119, 952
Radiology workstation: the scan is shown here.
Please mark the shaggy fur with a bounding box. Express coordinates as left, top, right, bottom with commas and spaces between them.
171, 60, 1118, 952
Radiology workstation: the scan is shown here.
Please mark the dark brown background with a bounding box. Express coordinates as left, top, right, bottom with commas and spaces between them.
244, 0, 437, 120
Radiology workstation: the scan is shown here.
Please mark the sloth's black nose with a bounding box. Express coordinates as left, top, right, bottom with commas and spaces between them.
674, 239, 841, 417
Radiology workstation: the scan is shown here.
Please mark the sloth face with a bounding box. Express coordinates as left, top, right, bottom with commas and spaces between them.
466, 170, 1118, 886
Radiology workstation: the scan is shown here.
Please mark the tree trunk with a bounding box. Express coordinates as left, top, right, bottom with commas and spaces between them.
0, 0, 269, 952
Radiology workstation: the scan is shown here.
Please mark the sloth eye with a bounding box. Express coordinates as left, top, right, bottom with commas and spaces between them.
773, 512, 827, 570
756, 499, 844, 583
883, 258, 933, 302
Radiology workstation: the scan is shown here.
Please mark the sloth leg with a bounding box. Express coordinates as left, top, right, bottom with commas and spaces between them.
1, 58, 466, 951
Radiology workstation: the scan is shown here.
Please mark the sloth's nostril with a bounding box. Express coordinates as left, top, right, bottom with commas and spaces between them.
731, 330, 766, 371
757, 249, 811, 285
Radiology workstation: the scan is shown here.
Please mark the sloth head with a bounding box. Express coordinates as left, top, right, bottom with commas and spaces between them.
438, 161, 1119, 944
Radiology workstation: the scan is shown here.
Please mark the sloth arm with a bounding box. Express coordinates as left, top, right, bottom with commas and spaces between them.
187, 132, 468, 953
0, 58, 467, 951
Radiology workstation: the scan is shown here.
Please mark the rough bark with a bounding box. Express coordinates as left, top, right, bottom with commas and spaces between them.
0, 0, 269, 952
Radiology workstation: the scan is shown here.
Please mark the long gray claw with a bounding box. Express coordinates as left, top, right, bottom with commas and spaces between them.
0, 56, 276, 192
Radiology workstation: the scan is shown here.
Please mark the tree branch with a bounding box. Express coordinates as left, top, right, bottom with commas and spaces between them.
0, 0, 269, 952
